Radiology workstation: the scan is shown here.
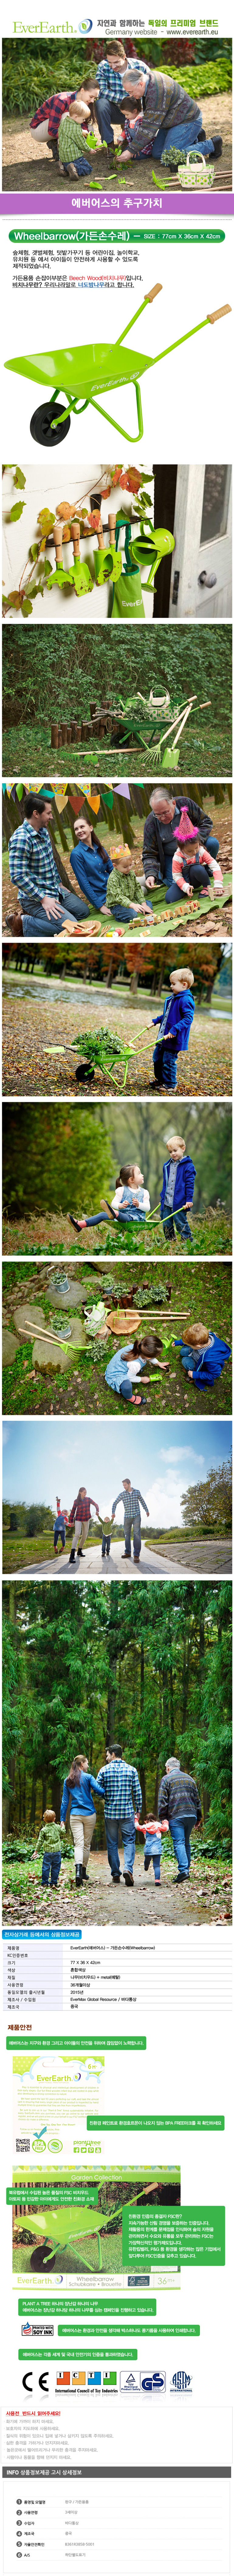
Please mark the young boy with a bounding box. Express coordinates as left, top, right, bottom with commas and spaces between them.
134, 1814, 169, 1883
34, 1807, 65, 1890
105, 843, 153, 926
70, 1164, 150, 1236
148, 968, 194, 1092
160, 1134, 196, 1247
175, 1321, 231, 1387
53, 1496, 68, 1555
100, 1513, 113, 1557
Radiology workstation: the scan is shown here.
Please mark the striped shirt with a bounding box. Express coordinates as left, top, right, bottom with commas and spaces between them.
95, 1758, 142, 1822
163, 1161, 177, 1213
112, 1487, 148, 1521
8, 818, 61, 902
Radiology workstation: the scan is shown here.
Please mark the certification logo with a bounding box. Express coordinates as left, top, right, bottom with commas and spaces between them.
170, 2372, 192, 2395
140, 2371, 166, 2395
120, 2371, 141, 2394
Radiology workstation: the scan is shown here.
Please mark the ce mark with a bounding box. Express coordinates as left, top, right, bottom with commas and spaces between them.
22, 2372, 49, 2392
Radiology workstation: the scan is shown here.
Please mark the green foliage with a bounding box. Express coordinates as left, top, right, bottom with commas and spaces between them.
2, 1100, 232, 1226
181, 1452, 232, 1532
2, 1580, 232, 1852
2, 36, 232, 116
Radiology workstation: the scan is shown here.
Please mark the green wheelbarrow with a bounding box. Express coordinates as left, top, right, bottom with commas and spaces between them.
5, 291, 231, 449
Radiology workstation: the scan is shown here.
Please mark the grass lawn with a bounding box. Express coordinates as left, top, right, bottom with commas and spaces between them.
2, 1209, 232, 1260
2, 1258, 232, 1418
3, 1843, 232, 1933
2, 706, 232, 780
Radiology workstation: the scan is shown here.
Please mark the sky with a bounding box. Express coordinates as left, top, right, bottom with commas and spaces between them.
2, 1419, 231, 1530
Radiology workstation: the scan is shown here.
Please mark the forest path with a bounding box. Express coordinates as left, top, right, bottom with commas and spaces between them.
2, 1842, 232, 1931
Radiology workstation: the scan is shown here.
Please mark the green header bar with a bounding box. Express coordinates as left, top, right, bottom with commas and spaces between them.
19, 2348, 137, 2364
87, 2117, 224, 2133
18, 2328, 199, 2349
7, 2036, 145, 2053
9, 228, 225, 246
122, 2206, 225, 2269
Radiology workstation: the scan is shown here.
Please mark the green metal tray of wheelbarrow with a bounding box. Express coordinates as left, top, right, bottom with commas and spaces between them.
5, 291, 231, 448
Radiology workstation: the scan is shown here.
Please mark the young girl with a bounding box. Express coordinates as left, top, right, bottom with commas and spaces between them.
105, 1330, 171, 1404
69, 1163, 150, 1237
171, 807, 223, 901
134, 1813, 169, 1885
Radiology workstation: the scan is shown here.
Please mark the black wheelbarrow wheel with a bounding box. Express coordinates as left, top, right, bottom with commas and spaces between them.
30, 396, 71, 447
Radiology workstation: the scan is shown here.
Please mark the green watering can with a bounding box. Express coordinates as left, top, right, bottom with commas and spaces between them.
112, 511, 174, 618
5, 291, 230, 449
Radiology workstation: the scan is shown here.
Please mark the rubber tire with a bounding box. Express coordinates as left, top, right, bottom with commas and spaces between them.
30, 397, 71, 448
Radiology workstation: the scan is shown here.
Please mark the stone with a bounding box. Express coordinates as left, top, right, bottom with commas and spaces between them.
13, 1302, 46, 1332
2, 1329, 18, 1363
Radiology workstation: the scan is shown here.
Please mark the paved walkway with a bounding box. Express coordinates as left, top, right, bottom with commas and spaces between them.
14, 1539, 201, 1584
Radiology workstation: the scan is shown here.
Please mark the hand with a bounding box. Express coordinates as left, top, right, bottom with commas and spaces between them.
143, 902, 153, 917
146, 1508, 150, 1519
188, 1369, 193, 1378
43, 895, 62, 919
146, 876, 155, 889
187, 1202, 193, 1209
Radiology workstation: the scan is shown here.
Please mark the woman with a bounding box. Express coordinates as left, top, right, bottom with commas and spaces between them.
105, 1330, 170, 1404
60, 1753, 104, 1890
71, 817, 113, 914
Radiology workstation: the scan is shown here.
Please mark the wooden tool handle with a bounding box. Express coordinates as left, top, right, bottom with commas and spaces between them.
97, 513, 104, 551
53, 517, 63, 565
144, 283, 162, 304
71, 519, 80, 558
108, 511, 116, 542
207, 303, 231, 323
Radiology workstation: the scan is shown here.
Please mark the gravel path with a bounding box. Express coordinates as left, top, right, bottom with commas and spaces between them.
2, 1847, 232, 1930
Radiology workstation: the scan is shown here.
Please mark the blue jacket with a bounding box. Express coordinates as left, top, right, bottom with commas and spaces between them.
105, 1345, 145, 1395
152, 992, 194, 1052
160, 1156, 196, 1215
70, 836, 112, 912
175, 1332, 231, 1387
60, 1772, 104, 1824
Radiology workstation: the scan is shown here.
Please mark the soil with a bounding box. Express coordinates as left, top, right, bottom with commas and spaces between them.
2, 1845, 232, 1929
2, 93, 232, 191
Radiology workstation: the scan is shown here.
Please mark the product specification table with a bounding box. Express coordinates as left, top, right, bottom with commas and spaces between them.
3, 1937, 64, 2013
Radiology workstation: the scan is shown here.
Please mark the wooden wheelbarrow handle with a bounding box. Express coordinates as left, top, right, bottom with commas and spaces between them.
207, 303, 231, 323
144, 283, 162, 305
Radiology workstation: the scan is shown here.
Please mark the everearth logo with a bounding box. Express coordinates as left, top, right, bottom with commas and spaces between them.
79, 16, 92, 26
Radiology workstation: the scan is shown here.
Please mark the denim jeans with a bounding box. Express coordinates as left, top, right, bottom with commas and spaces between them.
153, 1042, 177, 1090
144, 1837, 161, 1881
41, 1851, 61, 1886
105, 1816, 135, 1878
96, 96, 124, 148
111, 903, 141, 922
22, 891, 90, 940
54, 1519, 66, 1552
205, 835, 219, 863
123, 1516, 141, 1557
170, 1817, 194, 1876
163, 1210, 192, 1244
102, 1534, 111, 1554
152, 109, 214, 162
119, 1377, 134, 1401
